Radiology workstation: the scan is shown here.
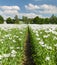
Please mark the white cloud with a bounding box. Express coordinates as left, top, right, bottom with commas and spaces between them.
19, 13, 43, 18
25, 3, 39, 10
3, 10, 19, 15
0, 5, 43, 19
39, 4, 57, 14
0, 6, 20, 19
25, 4, 57, 14
0, 6, 20, 10
0, 4, 57, 19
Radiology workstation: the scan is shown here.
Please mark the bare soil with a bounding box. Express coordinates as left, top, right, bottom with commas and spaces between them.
23, 27, 36, 65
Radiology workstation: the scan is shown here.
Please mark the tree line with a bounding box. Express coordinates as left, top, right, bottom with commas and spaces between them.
0, 15, 19, 24
0, 14, 57, 24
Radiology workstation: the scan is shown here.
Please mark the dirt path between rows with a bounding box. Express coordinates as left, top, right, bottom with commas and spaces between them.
23, 27, 36, 65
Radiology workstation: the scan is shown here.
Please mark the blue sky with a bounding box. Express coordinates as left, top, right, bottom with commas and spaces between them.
0, 0, 57, 19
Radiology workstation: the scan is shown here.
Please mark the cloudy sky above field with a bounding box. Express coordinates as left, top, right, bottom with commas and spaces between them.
0, 0, 57, 19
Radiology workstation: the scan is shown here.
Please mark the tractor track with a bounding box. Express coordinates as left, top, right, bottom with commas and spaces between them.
23, 27, 36, 65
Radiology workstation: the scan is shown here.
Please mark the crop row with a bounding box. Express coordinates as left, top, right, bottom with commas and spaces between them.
29, 24, 57, 65
0, 24, 28, 65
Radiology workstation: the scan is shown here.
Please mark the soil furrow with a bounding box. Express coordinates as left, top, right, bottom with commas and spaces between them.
23, 27, 36, 65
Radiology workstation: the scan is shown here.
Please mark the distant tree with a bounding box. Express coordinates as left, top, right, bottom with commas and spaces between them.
22, 16, 33, 24
40, 18, 45, 24
33, 16, 43, 24
33, 16, 39, 24
14, 15, 19, 24
28, 18, 33, 24
6, 17, 14, 24
0, 15, 4, 24
22, 16, 29, 24
44, 18, 50, 24
33, 15, 57, 24
50, 14, 57, 24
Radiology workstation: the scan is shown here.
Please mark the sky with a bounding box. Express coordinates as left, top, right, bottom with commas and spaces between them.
0, 0, 57, 19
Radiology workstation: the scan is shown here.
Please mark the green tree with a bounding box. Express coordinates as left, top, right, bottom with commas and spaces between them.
0, 15, 4, 24
33, 16, 39, 24
22, 16, 29, 24
14, 15, 19, 24
44, 18, 50, 24
50, 14, 57, 24
33, 16, 43, 24
6, 17, 14, 24
28, 18, 33, 24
